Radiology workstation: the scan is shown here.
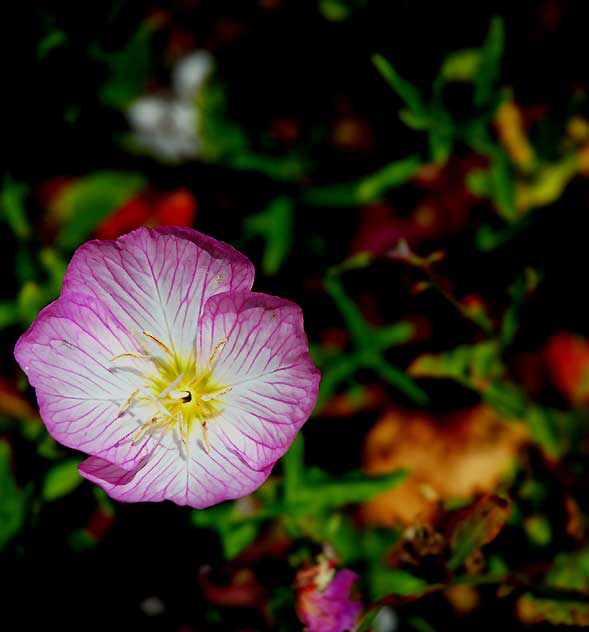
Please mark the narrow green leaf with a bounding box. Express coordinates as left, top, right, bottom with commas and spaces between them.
282, 434, 304, 503
474, 17, 505, 107
323, 274, 371, 350
243, 197, 294, 275
1, 176, 30, 239
372, 357, 429, 404
357, 154, 422, 202
298, 470, 408, 507
42, 459, 83, 501
372, 54, 427, 116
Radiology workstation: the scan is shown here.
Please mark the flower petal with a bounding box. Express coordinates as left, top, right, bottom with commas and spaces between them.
14, 293, 155, 469
78, 436, 272, 508
62, 227, 255, 356
198, 291, 320, 470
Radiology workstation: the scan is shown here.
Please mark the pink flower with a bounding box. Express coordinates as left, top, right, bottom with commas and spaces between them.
14, 227, 320, 507
295, 560, 362, 632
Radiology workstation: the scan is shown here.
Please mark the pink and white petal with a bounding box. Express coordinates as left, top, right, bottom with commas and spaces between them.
78, 434, 273, 508
197, 292, 320, 470
14, 293, 154, 469
62, 227, 255, 357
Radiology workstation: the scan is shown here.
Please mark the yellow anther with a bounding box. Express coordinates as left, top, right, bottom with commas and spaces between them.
142, 330, 173, 356
208, 338, 228, 370
117, 389, 139, 417
110, 352, 151, 362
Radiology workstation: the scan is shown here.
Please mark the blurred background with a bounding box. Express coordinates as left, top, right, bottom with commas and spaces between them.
2, 1, 589, 630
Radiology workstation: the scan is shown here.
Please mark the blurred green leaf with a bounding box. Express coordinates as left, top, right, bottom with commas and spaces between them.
1, 176, 31, 239
373, 322, 415, 349
39, 248, 68, 295
371, 356, 428, 404
95, 22, 154, 109
17, 282, 46, 326
294, 469, 408, 508
220, 521, 259, 559
0, 301, 19, 329
324, 274, 372, 350
474, 17, 505, 107
448, 495, 512, 571
42, 459, 83, 501
36, 29, 67, 60
54, 171, 146, 249
500, 269, 539, 347
490, 148, 516, 220
357, 154, 422, 202
305, 154, 420, 207
243, 196, 294, 275
409, 341, 502, 386
283, 434, 304, 504
372, 568, 429, 599
372, 54, 427, 117
0, 441, 29, 551
441, 49, 481, 81
519, 551, 589, 625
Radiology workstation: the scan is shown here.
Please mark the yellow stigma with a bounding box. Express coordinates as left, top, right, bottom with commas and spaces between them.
112, 333, 230, 454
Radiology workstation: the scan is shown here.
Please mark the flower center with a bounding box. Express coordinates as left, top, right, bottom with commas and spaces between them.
112, 332, 230, 454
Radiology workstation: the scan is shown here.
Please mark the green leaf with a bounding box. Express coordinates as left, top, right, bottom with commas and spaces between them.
489, 148, 516, 220
314, 352, 360, 409
282, 434, 304, 503
0, 301, 19, 329
474, 17, 505, 107
295, 469, 408, 508
357, 154, 422, 202
372, 54, 427, 116
373, 322, 415, 349
243, 196, 294, 275
324, 274, 372, 350
409, 341, 502, 387
441, 48, 481, 81
0, 441, 29, 551
95, 22, 154, 109
42, 459, 83, 501
1, 175, 30, 239
371, 357, 428, 404
448, 495, 512, 571
54, 171, 146, 249
219, 521, 259, 559
500, 269, 539, 347
36, 29, 67, 60
519, 551, 589, 625
372, 568, 429, 599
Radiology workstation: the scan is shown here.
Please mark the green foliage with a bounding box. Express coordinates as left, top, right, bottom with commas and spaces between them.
318, 270, 427, 406
94, 22, 154, 109
54, 171, 146, 249
192, 435, 406, 559
0, 442, 29, 551
474, 17, 505, 108
448, 495, 512, 571
243, 196, 294, 275
1, 176, 31, 240
42, 459, 83, 502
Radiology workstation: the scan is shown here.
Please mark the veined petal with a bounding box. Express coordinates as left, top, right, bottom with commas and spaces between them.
198, 292, 320, 470
61, 227, 255, 356
14, 293, 154, 469
78, 434, 273, 507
